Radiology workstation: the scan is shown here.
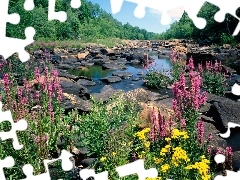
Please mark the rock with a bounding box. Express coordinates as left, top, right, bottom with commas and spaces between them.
101, 76, 122, 83
92, 88, 124, 102
100, 85, 114, 93
57, 70, 80, 81
130, 59, 141, 64
88, 59, 107, 66
124, 88, 149, 103
77, 52, 89, 59
112, 72, 133, 78
102, 63, 127, 70
61, 93, 92, 112
199, 103, 211, 114
80, 158, 96, 168
60, 80, 90, 98
76, 79, 96, 86
57, 64, 73, 70
100, 48, 115, 56
211, 99, 240, 128
81, 62, 94, 67
71, 147, 90, 167
132, 77, 140, 81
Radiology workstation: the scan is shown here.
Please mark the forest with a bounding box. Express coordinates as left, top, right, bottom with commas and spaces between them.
7, 0, 240, 45
7, 0, 158, 41
159, 3, 240, 45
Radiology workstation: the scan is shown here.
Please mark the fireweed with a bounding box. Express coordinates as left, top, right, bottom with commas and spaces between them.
0, 57, 75, 179
129, 56, 215, 179
169, 49, 185, 84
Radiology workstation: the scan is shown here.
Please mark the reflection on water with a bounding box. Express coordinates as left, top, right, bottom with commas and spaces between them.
68, 56, 173, 93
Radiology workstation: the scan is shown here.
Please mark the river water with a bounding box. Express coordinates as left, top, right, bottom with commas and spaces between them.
68, 55, 173, 93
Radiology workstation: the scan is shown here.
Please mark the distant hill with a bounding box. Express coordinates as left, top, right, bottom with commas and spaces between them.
7, 0, 161, 41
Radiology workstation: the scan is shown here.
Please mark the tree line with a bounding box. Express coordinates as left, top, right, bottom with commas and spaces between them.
158, 2, 240, 45
7, 0, 159, 41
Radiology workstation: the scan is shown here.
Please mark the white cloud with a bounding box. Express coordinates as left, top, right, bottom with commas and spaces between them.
148, 6, 185, 21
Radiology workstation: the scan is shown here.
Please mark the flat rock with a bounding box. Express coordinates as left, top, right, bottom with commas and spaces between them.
76, 79, 96, 86
92, 90, 124, 102
101, 76, 122, 83
112, 72, 133, 78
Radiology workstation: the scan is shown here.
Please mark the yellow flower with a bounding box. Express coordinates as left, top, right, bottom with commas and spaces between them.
146, 177, 161, 180
138, 154, 143, 159
160, 144, 171, 156
134, 128, 150, 141
154, 157, 163, 164
135, 147, 140, 151
171, 147, 189, 166
185, 156, 211, 180
144, 141, 150, 148
112, 152, 117, 156
160, 164, 170, 173
100, 157, 106, 162
171, 129, 189, 139
165, 137, 171, 142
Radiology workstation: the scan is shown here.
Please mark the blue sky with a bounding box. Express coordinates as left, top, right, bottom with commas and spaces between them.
88, 0, 185, 34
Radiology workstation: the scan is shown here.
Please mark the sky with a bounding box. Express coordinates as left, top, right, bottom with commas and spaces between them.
88, 0, 185, 34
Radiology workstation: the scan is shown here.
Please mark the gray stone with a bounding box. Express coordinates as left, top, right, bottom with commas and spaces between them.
76, 79, 96, 86
101, 76, 122, 83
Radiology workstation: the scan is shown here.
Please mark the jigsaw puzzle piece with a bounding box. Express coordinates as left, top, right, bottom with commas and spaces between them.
180, 0, 208, 29
0, 0, 20, 37
79, 169, 108, 180
0, 0, 36, 62
214, 154, 240, 179
0, 101, 28, 150
24, 0, 35, 11
206, 0, 240, 36
110, 0, 188, 25
21, 150, 74, 180
232, 83, 240, 96
116, 159, 158, 180
48, 0, 81, 22
0, 156, 14, 180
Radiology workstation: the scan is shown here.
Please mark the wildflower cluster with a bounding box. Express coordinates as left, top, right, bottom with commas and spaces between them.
171, 147, 190, 166
171, 129, 189, 139
185, 155, 211, 180
199, 60, 227, 96
0, 56, 73, 179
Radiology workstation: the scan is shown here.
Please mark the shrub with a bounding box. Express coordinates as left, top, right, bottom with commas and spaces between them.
199, 60, 227, 96
143, 59, 172, 89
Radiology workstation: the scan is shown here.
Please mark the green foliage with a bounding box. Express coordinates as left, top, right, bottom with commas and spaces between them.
144, 70, 171, 89
7, 0, 159, 42
200, 61, 226, 96
160, 2, 240, 45
143, 60, 172, 89
76, 95, 140, 158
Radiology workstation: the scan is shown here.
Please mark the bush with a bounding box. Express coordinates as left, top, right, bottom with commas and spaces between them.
199, 60, 227, 96
143, 59, 172, 89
